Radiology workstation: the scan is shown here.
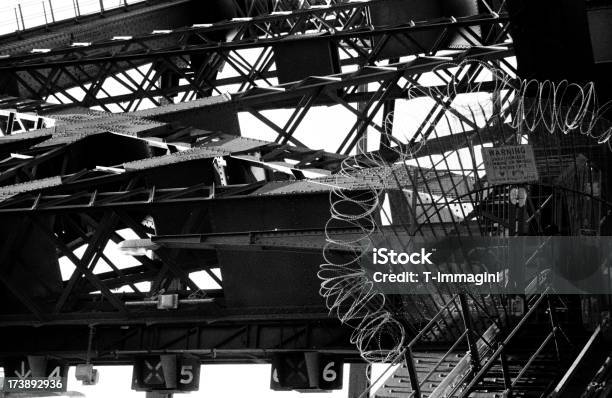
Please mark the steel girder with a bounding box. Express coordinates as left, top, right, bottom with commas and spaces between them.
0, 0, 519, 369
0, 133, 481, 328
0, 193, 335, 323
138, 44, 516, 154
0, 0, 194, 55
0, 2, 502, 67
0, 52, 517, 328
0, 0, 511, 111
0, 0, 201, 102
0, 320, 358, 364
0, 44, 516, 199
0, 121, 372, 326
0, 109, 54, 136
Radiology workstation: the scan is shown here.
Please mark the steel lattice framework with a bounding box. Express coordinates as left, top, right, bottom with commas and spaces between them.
0, 0, 610, 397
0, 0, 510, 111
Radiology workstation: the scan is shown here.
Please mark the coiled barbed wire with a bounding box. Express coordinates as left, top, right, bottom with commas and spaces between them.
513, 79, 612, 148
318, 58, 612, 365
318, 58, 511, 363
319, 169, 406, 362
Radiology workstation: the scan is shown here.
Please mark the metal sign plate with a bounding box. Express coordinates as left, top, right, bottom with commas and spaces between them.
482, 144, 539, 185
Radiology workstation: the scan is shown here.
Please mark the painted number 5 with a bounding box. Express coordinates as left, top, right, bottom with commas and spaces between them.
180, 365, 193, 384
322, 362, 337, 382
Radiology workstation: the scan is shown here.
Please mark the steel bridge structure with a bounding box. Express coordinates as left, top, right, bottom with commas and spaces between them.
0, 0, 612, 397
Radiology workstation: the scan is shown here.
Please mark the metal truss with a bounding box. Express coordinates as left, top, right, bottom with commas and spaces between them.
0, 121, 496, 330
0, 2, 605, 397
0, 41, 517, 337
0, 202, 317, 324
0, 117, 347, 186
0, 121, 362, 327
0, 0, 188, 39
0, 110, 53, 136
0, 45, 516, 199
0, 0, 511, 111
0, 96, 58, 136
0, 185, 464, 334
233, 0, 354, 17
0, 319, 359, 364
202, 44, 516, 154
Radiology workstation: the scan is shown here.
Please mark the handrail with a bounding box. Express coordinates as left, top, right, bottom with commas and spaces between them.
511, 327, 557, 388
407, 295, 460, 348
550, 324, 602, 397
458, 290, 550, 397
375, 293, 505, 398
409, 329, 468, 398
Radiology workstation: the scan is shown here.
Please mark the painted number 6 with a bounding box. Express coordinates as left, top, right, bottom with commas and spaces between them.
322, 362, 337, 382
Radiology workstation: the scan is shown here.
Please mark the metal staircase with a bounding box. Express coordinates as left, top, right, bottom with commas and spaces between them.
377, 352, 466, 398
374, 294, 591, 398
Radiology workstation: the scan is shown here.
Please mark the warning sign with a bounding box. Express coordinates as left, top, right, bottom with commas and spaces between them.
482, 145, 539, 185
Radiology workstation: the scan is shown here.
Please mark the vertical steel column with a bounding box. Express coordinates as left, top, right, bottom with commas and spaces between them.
5, 112, 15, 135
348, 363, 370, 398
356, 60, 368, 155
547, 297, 561, 362
404, 347, 422, 398
14, 8, 20, 31
48, 0, 56, 22
43, 1, 48, 26
380, 99, 394, 150
73, 0, 81, 17
411, 167, 418, 234
18, 5, 26, 30
459, 294, 481, 372
508, 193, 526, 293
499, 347, 513, 398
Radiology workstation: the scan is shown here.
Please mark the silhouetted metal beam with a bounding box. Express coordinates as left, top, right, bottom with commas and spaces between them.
0, 319, 357, 364
0, 9, 511, 109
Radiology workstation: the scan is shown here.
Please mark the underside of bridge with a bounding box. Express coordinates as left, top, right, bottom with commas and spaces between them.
1, 0, 612, 397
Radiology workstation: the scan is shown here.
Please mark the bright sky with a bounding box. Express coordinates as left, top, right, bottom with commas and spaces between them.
0, 363, 396, 397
